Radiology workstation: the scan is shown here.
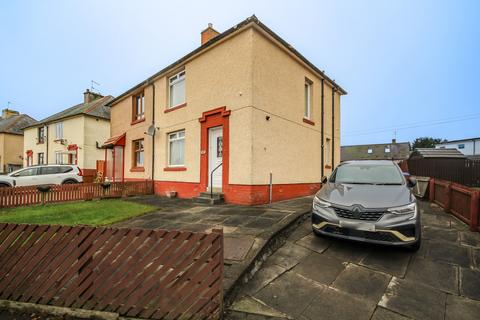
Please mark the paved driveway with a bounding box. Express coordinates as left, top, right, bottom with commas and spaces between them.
228, 200, 480, 320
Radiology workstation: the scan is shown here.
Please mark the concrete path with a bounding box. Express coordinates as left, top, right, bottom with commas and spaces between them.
227, 200, 480, 320
116, 195, 313, 301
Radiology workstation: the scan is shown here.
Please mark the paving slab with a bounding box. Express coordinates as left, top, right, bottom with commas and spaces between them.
239, 261, 287, 296
295, 233, 331, 254
460, 267, 480, 300
459, 231, 480, 248
379, 277, 447, 320
370, 307, 411, 320
224, 236, 256, 261
405, 257, 459, 294
360, 246, 412, 278
229, 296, 290, 319
268, 242, 311, 269
427, 240, 472, 268
323, 238, 370, 263
244, 217, 279, 229
287, 220, 313, 243
446, 294, 480, 320
332, 264, 391, 302
292, 252, 345, 285
302, 287, 376, 320
422, 225, 458, 243
255, 271, 324, 318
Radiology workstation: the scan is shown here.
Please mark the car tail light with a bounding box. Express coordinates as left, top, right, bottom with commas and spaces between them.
77, 167, 83, 176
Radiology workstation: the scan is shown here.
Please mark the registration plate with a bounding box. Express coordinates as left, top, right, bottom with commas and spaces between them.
339, 220, 376, 232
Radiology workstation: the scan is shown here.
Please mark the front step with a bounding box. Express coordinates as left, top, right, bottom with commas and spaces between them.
194, 192, 225, 205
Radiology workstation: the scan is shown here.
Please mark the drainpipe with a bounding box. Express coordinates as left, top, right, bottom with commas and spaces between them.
321, 79, 325, 178
151, 82, 156, 189
331, 88, 335, 168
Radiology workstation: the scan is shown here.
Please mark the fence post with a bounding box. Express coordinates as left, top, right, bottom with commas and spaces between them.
470, 191, 479, 232
444, 182, 452, 213
429, 178, 435, 203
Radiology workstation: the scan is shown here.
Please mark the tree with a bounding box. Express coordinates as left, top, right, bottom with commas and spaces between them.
412, 137, 447, 149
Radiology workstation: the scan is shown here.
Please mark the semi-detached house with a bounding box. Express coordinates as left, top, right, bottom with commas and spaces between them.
103, 15, 346, 205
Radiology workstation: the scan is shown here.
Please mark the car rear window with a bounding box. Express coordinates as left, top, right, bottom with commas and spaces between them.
59, 166, 73, 173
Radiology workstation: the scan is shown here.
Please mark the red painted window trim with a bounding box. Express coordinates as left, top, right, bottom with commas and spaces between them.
164, 102, 187, 113
131, 118, 145, 125
303, 118, 315, 126
130, 167, 145, 172
163, 167, 187, 171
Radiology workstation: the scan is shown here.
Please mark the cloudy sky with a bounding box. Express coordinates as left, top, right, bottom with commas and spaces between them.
1, 0, 479, 145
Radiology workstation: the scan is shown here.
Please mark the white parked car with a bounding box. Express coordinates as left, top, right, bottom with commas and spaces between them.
0, 165, 83, 187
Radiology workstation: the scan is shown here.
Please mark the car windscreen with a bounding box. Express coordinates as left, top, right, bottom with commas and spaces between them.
331, 164, 404, 185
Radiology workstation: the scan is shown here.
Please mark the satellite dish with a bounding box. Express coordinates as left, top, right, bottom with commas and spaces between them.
145, 125, 156, 136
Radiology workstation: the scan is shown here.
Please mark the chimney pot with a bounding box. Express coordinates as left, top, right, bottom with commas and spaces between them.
201, 23, 220, 45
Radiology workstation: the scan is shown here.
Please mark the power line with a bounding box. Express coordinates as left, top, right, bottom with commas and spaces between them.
343, 113, 480, 137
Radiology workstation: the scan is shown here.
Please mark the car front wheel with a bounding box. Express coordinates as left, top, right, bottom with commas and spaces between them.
62, 180, 78, 185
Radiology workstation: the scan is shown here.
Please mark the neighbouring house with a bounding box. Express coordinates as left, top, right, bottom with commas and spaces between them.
409, 148, 466, 160
341, 139, 411, 162
103, 15, 346, 205
23, 90, 114, 181
0, 109, 37, 173
435, 137, 480, 156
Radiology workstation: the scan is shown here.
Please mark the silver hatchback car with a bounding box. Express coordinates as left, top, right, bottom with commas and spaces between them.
312, 160, 420, 250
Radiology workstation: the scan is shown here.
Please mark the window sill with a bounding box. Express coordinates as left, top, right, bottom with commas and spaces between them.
131, 118, 146, 125
164, 103, 187, 113
164, 166, 187, 171
130, 167, 145, 172
303, 118, 315, 126
36, 141, 45, 145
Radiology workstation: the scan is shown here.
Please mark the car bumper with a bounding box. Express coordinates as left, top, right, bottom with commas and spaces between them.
311, 206, 420, 247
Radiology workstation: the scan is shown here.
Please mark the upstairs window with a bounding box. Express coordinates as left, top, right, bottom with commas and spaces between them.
385, 146, 391, 153
169, 70, 186, 108
458, 144, 465, 149
55, 122, 63, 140
133, 92, 145, 122
168, 130, 185, 166
133, 139, 144, 167
367, 148, 373, 154
38, 127, 45, 144
304, 79, 312, 119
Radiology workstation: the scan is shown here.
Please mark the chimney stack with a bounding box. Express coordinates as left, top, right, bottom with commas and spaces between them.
83, 89, 103, 104
392, 138, 397, 144
201, 23, 220, 45
1, 109, 19, 120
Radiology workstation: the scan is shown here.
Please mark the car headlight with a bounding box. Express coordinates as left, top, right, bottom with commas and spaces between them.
313, 196, 331, 208
388, 202, 416, 216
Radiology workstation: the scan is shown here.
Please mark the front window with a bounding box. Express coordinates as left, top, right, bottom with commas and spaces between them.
38, 153, 44, 165
169, 70, 186, 108
367, 148, 373, 154
458, 144, 465, 149
55, 122, 63, 139
385, 146, 391, 153
304, 79, 312, 119
325, 138, 331, 165
133, 92, 145, 121
331, 163, 404, 185
168, 130, 185, 166
38, 127, 45, 143
133, 139, 144, 167
55, 152, 64, 164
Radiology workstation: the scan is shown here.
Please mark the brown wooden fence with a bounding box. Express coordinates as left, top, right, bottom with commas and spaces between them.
0, 224, 223, 319
407, 158, 480, 187
428, 178, 479, 232
0, 181, 153, 208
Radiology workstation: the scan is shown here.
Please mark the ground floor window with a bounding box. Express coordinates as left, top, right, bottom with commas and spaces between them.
325, 138, 331, 165
38, 152, 44, 165
168, 130, 185, 166
55, 152, 64, 164
133, 139, 144, 168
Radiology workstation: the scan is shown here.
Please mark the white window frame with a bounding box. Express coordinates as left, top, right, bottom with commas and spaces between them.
304, 80, 312, 119
168, 130, 185, 167
168, 70, 186, 108
55, 151, 64, 164
385, 146, 391, 153
367, 148, 373, 154
133, 139, 145, 167
55, 122, 63, 140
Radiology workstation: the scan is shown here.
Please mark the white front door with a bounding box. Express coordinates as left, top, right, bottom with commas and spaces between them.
208, 126, 223, 191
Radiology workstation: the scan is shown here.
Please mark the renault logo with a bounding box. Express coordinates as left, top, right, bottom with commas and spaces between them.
351, 205, 363, 219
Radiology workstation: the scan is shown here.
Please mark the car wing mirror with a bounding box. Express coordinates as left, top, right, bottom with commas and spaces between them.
321, 176, 328, 184
407, 177, 417, 188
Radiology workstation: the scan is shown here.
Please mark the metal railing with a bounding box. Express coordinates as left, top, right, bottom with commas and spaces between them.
210, 163, 222, 198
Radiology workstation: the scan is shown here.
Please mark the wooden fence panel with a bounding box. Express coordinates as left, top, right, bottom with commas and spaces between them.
0, 224, 223, 320
408, 158, 480, 187
0, 181, 153, 208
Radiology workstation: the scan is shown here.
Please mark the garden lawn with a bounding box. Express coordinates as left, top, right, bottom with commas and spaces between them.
0, 199, 157, 226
